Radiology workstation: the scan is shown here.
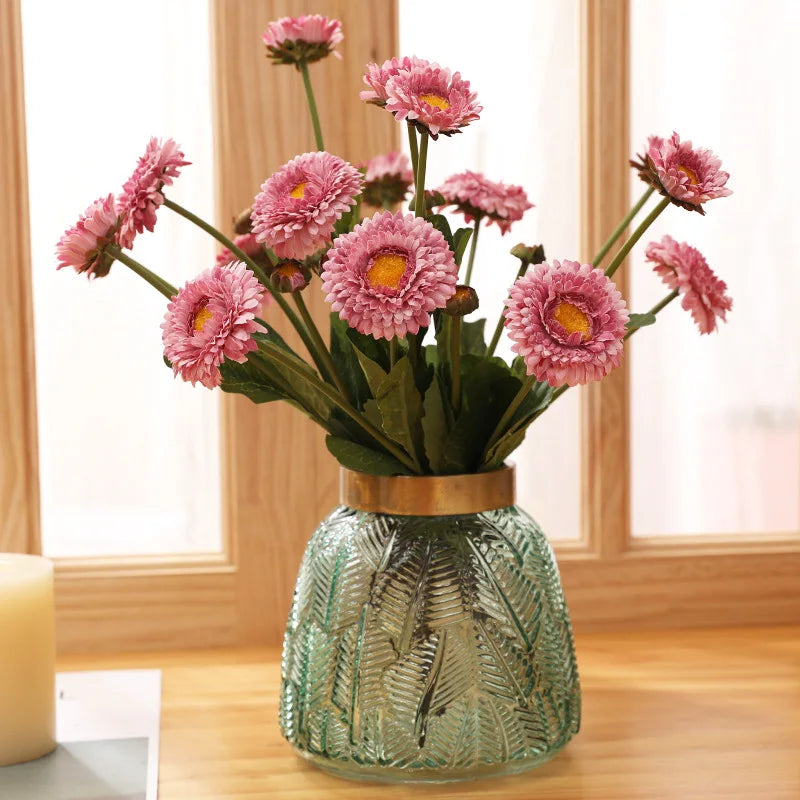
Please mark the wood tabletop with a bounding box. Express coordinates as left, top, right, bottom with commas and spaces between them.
57, 625, 800, 799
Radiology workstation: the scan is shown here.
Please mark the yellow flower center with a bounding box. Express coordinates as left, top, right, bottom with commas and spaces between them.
677, 165, 699, 185
289, 181, 308, 199
419, 93, 450, 111
275, 263, 301, 278
366, 252, 408, 290
192, 304, 213, 333
554, 301, 591, 340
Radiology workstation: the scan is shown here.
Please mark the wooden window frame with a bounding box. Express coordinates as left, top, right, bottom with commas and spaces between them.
1, 0, 797, 654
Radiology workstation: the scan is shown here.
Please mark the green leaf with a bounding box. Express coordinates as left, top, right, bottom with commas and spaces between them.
627, 312, 657, 331
353, 347, 388, 398
329, 313, 370, 407
422, 375, 449, 473
373, 356, 425, 471
461, 318, 487, 356
427, 214, 455, 250
452, 227, 473, 266
346, 327, 390, 373
509, 378, 553, 427
511, 356, 527, 379
483, 425, 529, 470
325, 435, 411, 476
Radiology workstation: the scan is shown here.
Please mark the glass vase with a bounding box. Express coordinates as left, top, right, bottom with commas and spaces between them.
279, 465, 580, 783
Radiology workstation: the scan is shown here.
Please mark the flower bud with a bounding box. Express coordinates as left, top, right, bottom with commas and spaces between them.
233, 207, 253, 235
510, 243, 546, 265
444, 284, 479, 317
269, 260, 311, 293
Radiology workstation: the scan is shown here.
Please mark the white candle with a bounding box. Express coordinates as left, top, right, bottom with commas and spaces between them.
0, 554, 56, 766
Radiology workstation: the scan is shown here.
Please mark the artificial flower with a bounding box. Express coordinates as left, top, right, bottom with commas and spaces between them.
433, 170, 532, 233
117, 137, 190, 248
262, 15, 343, 65
362, 151, 414, 208
55, 194, 119, 278
322, 211, 458, 339
631, 132, 732, 213
645, 235, 732, 334
504, 259, 629, 386
162, 262, 265, 389
444, 284, 479, 317
384, 61, 482, 138
251, 151, 363, 260
269, 260, 311, 293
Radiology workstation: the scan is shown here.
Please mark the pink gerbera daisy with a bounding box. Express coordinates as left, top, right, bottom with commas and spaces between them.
215, 233, 264, 267
56, 193, 120, 278
384, 61, 482, 138
360, 56, 431, 105
433, 170, 533, 234
321, 211, 458, 339
118, 137, 190, 248
362, 151, 414, 208
504, 259, 629, 387
251, 151, 363, 260
645, 235, 732, 334
631, 132, 732, 213
262, 14, 343, 66
162, 262, 266, 389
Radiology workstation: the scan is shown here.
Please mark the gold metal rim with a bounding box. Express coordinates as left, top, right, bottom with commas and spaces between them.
340, 464, 516, 516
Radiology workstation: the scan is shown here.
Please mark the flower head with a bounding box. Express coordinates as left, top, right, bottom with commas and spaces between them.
434, 170, 532, 233
383, 61, 482, 138
645, 235, 732, 334
56, 194, 120, 278
631, 132, 732, 213
322, 211, 458, 339
362, 151, 414, 208
262, 15, 343, 65
444, 284, 479, 317
504, 259, 629, 387
118, 137, 190, 248
162, 262, 266, 389
360, 56, 430, 105
269, 260, 311, 293
251, 151, 363, 260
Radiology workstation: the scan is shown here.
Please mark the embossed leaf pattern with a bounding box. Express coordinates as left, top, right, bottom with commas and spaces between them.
280, 506, 580, 777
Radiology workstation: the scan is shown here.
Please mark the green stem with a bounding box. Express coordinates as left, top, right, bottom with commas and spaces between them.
299, 60, 324, 151
486, 259, 528, 358
293, 292, 345, 394
624, 288, 680, 341
481, 374, 537, 461
407, 122, 419, 179
464, 216, 482, 286
450, 316, 462, 415
258, 338, 420, 473
592, 186, 655, 267
414, 131, 429, 218
107, 245, 176, 299
162, 197, 319, 366
389, 337, 397, 368
604, 197, 670, 279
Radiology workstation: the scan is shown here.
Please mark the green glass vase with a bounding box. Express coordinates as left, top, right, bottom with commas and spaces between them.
279, 467, 580, 782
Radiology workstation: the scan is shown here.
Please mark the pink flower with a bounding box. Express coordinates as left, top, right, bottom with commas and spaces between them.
645, 235, 732, 334
631, 132, 732, 213
162, 262, 266, 389
384, 61, 482, 138
503, 259, 629, 387
434, 170, 533, 234
360, 56, 430, 104
215, 234, 263, 267
322, 211, 458, 339
56, 194, 120, 278
251, 151, 363, 260
118, 137, 190, 248
262, 14, 343, 65
363, 151, 414, 208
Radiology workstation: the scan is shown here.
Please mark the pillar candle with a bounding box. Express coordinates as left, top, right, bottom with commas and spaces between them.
0, 554, 56, 766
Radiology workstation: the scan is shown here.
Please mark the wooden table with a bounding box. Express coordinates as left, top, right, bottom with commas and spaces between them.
57, 625, 800, 799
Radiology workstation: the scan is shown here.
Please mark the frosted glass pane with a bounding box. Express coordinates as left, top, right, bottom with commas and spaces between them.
629, 0, 800, 536
22, 0, 222, 556
400, 0, 581, 539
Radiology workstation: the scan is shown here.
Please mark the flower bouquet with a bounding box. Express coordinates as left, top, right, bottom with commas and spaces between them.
57, 13, 732, 783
